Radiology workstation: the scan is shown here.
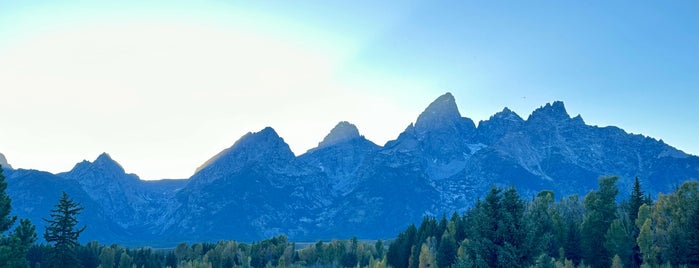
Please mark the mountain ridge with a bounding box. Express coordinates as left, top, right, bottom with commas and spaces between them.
3, 92, 697, 246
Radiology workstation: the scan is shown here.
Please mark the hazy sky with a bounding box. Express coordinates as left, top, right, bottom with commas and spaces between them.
1, 1, 697, 180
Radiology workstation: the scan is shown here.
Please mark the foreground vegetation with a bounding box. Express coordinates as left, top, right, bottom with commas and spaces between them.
388, 177, 698, 268
1, 166, 697, 267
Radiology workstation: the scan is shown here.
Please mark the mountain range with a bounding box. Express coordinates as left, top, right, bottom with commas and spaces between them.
2, 93, 697, 246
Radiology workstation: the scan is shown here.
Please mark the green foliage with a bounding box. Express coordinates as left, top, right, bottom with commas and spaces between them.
387, 178, 697, 268
43, 192, 86, 268
99, 246, 116, 268
611, 254, 623, 268
604, 217, 633, 265
448, 187, 533, 268
637, 218, 656, 266
387, 224, 416, 268
437, 230, 457, 268
581, 176, 619, 268
650, 181, 699, 266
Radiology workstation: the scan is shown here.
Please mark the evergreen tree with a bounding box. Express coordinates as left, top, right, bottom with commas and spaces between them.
628, 177, 645, 268
437, 230, 457, 268
604, 218, 633, 266
387, 224, 416, 268
43, 192, 86, 268
374, 240, 384, 259
527, 190, 557, 258
581, 176, 618, 268
629, 177, 644, 224
0, 168, 16, 235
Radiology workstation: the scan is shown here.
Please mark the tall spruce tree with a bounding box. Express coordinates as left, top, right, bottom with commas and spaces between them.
43, 192, 86, 268
629, 177, 644, 224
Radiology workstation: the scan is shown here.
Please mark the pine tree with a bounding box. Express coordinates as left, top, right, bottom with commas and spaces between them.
43, 192, 86, 268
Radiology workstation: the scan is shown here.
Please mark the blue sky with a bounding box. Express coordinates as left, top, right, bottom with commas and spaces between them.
0, 1, 696, 180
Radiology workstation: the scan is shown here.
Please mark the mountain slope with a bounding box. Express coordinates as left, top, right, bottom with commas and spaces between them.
4, 92, 697, 245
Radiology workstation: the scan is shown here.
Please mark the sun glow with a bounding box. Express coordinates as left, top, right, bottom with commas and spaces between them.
0, 2, 426, 179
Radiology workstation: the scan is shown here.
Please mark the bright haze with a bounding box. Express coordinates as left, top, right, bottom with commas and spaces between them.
1, 1, 696, 180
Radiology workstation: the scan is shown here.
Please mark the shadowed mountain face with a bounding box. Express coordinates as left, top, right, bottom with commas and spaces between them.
4, 93, 697, 246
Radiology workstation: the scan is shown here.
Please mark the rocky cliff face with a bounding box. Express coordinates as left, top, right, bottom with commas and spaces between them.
4, 93, 697, 246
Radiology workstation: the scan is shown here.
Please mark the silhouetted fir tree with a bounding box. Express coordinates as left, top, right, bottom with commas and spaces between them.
43, 192, 86, 268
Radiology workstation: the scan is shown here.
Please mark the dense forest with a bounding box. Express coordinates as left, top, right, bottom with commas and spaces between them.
386, 177, 697, 268
1, 166, 698, 267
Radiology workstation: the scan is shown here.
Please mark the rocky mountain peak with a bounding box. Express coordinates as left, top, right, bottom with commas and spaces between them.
0, 152, 12, 169
68, 152, 127, 178
317, 121, 362, 149
233, 127, 292, 156
492, 107, 524, 122
93, 152, 125, 172
195, 127, 294, 173
528, 101, 571, 122
414, 92, 462, 131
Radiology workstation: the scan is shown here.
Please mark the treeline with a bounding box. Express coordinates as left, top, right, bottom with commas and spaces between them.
24, 235, 386, 268
386, 177, 699, 268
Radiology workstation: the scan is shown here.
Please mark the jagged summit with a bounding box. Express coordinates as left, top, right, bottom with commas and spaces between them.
528, 101, 571, 122
195, 127, 294, 173
0, 152, 12, 169
414, 92, 462, 130
230, 127, 291, 156
94, 152, 123, 168
491, 107, 524, 122
317, 121, 362, 149
69, 152, 126, 175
